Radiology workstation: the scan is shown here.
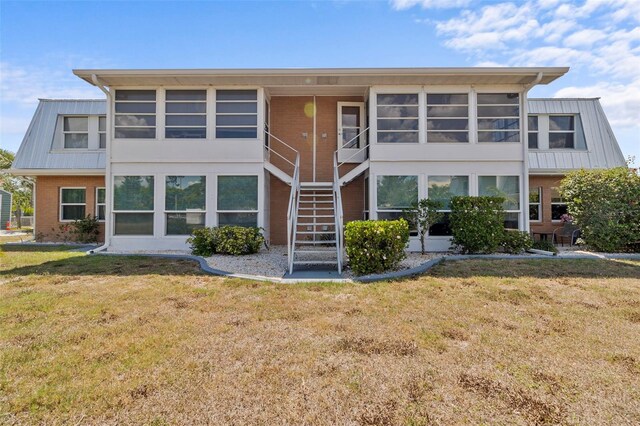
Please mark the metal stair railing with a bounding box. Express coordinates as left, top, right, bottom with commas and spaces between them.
335, 127, 370, 179
332, 152, 344, 274
265, 129, 299, 176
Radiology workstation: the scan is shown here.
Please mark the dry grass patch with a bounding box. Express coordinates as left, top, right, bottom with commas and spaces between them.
1, 248, 639, 425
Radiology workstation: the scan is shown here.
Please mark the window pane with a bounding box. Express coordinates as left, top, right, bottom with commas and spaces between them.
377, 211, 418, 236
62, 205, 86, 221
429, 212, 452, 236
114, 176, 154, 211
377, 106, 418, 118
217, 176, 258, 210
428, 176, 469, 209
64, 117, 88, 132
115, 128, 156, 139
426, 106, 468, 117
478, 131, 520, 143
97, 188, 106, 203
427, 94, 468, 104
114, 115, 156, 127
377, 94, 418, 105
166, 213, 205, 235
165, 102, 207, 114
427, 119, 469, 131
64, 133, 89, 149
528, 133, 538, 149
99, 116, 106, 131
377, 131, 419, 143
114, 213, 154, 235
165, 128, 207, 139
528, 116, 538, 131
477, 93, 519, 104
427, 132, 469, 143
376, 175, 418, 209
377, 119, 419, 131
529, 187, 540, 203
529, 205, 540, 221
504, 213, 519, 229
216, 115, 258, 126
549, 116, 574, 131
216, 90, 257, 101
115, 103, 156, 114
549, 133, 574, 149
550, 188, 563, 203
166, 90, 206, 101
218, 212, 258, 228
61, 189, 85, 203
216, 102, 258, 114
216, 128, 257, 138
166, 115, 207, 126
115, 90, 156, 101
341, 106, 360, 127
551, 204, 568, 220
479, 176, 520, 210
165, 176, 206, 211
97, 205, 106, 221
477, 106, 519, 117
478, 118, 519, 130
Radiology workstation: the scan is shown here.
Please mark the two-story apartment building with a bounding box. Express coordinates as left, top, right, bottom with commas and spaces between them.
11, 68, 626, 272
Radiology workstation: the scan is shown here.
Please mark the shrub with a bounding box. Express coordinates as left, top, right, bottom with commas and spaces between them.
560, 167, 640, 252
187, 226, 264, 256
403, 198, 443, 255
345, 219, 409, 275
501, 230, 533, 254
71, 215, 101, 243
450, 196, 505, 254
215, 226, 264, 255
532, 239, 558, 253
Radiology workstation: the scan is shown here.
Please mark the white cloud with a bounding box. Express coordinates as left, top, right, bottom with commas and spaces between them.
563, 29, 607, 47
390, 0, 470, 10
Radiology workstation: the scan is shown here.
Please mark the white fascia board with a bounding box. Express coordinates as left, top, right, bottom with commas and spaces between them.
6, 168, 105, 176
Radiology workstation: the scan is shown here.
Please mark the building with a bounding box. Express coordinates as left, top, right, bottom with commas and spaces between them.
10, 68, 626, 271
0, 188, 12, 228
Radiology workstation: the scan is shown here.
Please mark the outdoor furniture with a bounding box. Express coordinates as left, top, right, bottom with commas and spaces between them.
552, 223, 580, 246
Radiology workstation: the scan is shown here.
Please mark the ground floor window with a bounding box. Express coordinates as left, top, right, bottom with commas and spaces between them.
551, 187, 568, 221
217, 175, 258, 227
60, 188, 86, 221
376, 175, 418, 235
165, 176, 206, 235
96, 188, 106, 221
427, 176, 469, 236
479, 175, 520, 229
529, 186, 541, 222
113, 176, 154, 235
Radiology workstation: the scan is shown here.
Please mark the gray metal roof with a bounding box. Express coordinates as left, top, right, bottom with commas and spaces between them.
528, 98, 626, 172
12, 99, 106, 171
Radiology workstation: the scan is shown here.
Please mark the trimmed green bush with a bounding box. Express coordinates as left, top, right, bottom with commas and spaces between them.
450, 196, 505, 254
345, 219, 409, 276
187, 226, 264, 256
532, 239, 558, 253
71, 215, 100, 243
560, 167, 640, 252
501, 230, 533, 254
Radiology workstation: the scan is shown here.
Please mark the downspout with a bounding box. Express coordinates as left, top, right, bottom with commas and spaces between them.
521, 72, 543, 233
312, 95, 317, 182
87, 74, 111, 254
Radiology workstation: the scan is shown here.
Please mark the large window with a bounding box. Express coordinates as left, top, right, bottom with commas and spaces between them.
114, 90, 156, 139
165, 176, 206, 235
551, 187, 568, 221
376, 175, 418, 235
113, 176, 154, 235
529, 186, 541, 221
477, 93, 520, 143
427, 176, 469, 236
217, 176, 258, 227
479, 176, 520, 229
96, 187, 106, 221
426, 94, 469, 143
165, 90, 207, 139
549, 115, 575, 149
216, 90, 258, 138
60, 188, 86, 221
63, 117, 89, 149
98, 116, 106, 149
528, 115, 538, 149
376, 94, 419, 143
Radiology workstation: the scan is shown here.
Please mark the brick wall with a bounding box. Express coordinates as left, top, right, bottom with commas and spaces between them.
529, 175, 564, 235
268, 96, 366, 244
35, 175, 106, 242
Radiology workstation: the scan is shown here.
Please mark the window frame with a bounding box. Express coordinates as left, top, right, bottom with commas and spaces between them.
216, 174, 259, 227
164, 90, 207, 139
62, 116, 89, 149
425, 93, 470, 144
478, 175, 522, 229
215, 89, 259, 139
550, 186, 568, 222
96, 187, 106, 222
375, 174, 419, 235
112, 175, 155, 236
59, 187, 86, 222
527, 115, 539, 149
374, 88, 422, 145
548, 114, 576, 149
476, 93, 521, 144
529, 186, 542, 222
164, 175, 207, 236
426, 175, 470, 236
98, 116, 106, 149
114, 89, 157, 139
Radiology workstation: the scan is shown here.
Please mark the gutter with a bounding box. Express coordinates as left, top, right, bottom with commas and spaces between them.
88, 74, 111, 254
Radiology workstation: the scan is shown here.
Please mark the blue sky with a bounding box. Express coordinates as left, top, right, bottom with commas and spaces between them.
1, 0, 638, 164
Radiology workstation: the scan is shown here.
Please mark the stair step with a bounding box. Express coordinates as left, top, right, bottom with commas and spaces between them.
298, 207, 335, 210
299, 200, 334, 204
298, 214, 335, 218
296, 231, 336, 235
299, 193, 333, 197
293, 260, 338, 265
295, 248, 337, 253
296, 240, 337, 244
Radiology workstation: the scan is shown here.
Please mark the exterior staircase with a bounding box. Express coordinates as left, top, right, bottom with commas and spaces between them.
291, 182, 340, 271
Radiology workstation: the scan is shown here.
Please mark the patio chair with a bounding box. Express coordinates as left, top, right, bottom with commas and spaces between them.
552, 223, 581, 247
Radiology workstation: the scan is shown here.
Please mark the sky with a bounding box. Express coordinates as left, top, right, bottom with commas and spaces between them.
0, 0, 638, 165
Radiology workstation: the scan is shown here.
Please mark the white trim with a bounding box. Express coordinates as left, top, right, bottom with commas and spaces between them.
95, 187, 106, 222
59, 187, 86, 222
529, 186, 542, 222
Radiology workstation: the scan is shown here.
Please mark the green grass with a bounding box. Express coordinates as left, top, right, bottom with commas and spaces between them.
1, 246, 639, 425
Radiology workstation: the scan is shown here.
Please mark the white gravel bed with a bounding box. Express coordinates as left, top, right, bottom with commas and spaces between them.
205, 245, 288, 277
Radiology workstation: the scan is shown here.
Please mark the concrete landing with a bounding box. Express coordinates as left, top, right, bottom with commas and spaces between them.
283, 266, 344, 281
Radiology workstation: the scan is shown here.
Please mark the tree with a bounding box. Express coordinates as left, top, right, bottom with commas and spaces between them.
0, 149, 33, 228
404, 198, 443, 255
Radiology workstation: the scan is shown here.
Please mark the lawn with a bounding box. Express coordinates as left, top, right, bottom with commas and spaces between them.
1, 246, 639, 425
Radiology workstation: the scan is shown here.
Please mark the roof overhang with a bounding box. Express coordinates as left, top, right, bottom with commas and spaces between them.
6, 168, 106, 177
74, 67, 569, 88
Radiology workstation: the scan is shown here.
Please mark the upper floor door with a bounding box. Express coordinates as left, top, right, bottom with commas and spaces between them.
337, 101, 366, 163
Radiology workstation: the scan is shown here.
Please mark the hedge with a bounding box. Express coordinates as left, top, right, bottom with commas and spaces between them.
345, 219, 409, 275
